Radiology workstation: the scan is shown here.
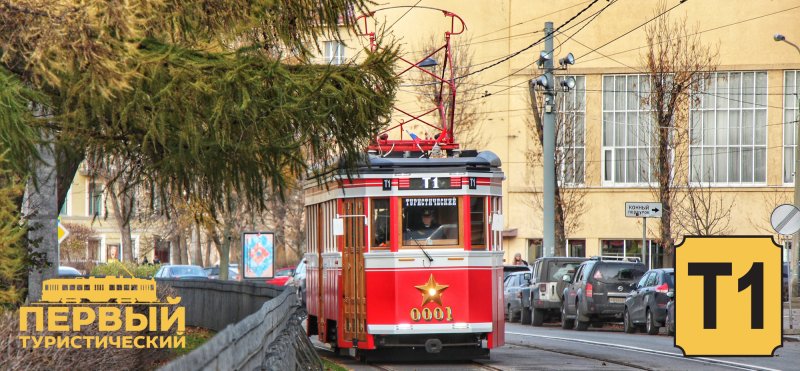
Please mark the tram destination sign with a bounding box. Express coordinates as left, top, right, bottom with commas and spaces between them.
403, 177, 460, 190
625, 202, 663, 218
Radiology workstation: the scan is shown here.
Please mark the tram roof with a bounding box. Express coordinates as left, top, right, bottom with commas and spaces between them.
360, 150, 502, 171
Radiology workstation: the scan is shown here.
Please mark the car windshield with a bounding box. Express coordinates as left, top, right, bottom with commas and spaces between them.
546, 261, 581, 281
170, 266, 206, 276
276, 269, 293, 277
593, 264, 646, 283
665, 271, 675, 287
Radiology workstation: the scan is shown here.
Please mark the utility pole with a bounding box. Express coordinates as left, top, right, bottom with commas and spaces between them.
775, 33, 800, 298
542, 22, 555, 257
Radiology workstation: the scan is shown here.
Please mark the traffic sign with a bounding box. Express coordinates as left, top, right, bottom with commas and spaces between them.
58, 222, 69, 244
770, 204, 800, 235
625, 202, 663, 218
675, 236, 782, 356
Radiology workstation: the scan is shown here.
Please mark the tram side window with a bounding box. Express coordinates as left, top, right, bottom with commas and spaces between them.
471, 197, 487, 249
372, 199, 391, 249
402, 197, 460, 247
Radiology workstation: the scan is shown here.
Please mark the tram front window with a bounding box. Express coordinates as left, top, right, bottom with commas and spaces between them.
402, 197, 459, 247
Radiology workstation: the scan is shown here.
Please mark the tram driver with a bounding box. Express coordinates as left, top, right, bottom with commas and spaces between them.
406, 209, 441, 240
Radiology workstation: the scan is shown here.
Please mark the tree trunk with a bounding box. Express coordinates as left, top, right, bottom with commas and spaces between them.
179, 229, 189, 264
204, 237, 212, 267
191, 223, 203, 266
554, 187, 566, 256
170, 233, 180, 265
24, 139, 58, 302
108, 187, 134, 262
658, 126, 675, 268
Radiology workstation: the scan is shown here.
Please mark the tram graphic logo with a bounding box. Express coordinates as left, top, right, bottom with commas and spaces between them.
19, 266, 185, 350
39, 275, 180, 304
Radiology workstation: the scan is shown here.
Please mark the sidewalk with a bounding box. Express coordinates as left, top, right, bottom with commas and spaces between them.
783, 299, 800, 338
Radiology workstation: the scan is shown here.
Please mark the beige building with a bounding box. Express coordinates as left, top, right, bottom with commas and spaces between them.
318, 1, 800, 264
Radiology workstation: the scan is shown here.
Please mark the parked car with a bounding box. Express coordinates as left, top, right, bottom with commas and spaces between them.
504, 264, 531, 281
58, 266, 82, 277
286, 259, 307, 307
154, 265, 208, 279
665, 290, 675, 336
504, 269, 532, 322
623, 268, 675, 335
204, 265, 240, 280
561, 257, 647, 331
266, 266, 296, 286
528, 257, 588, 326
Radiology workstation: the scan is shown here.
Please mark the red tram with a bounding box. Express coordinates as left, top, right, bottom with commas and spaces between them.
304, 7, 504, 358
303, 149, 505, 358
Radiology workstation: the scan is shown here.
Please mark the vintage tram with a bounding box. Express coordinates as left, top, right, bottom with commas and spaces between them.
303, 146, 505, 358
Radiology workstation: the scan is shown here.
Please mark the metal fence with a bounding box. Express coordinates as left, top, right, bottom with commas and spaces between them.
156, 278, 284, 331
159, 288, 322, 371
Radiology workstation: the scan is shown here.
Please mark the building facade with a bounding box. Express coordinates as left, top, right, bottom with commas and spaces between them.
319, 0, 800, 264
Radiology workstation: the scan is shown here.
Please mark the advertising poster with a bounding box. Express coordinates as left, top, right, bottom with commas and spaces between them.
242, 232, 274, 279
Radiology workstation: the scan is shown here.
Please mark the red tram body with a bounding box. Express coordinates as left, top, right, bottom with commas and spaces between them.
303, 151, 505, 358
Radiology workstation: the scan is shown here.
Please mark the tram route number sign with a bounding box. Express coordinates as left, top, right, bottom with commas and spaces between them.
675, 236, 782, 356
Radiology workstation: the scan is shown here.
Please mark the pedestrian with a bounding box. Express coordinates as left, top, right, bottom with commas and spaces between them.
513, 252, 528, 266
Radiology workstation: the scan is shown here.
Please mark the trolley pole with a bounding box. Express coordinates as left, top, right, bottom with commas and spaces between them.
542, 22, 556, 257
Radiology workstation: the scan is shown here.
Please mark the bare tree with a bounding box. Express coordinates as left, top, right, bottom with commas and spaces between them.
641, 2, 717, 267
59, 223, 97, 263
673, 182, 735, 237
84, 154, 141, 263
412, 36, 486, 149
527, 79, 590, 256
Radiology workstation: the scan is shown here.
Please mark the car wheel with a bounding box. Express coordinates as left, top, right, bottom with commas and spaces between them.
507, 305, 516, 322
561, 301, 574, 329
646, 309, 659, 335
666, 309, 675, 336
532, 308, 545, 327
623, 308, 636, 334
574, 303, 589, 331
521, 307, 532, 325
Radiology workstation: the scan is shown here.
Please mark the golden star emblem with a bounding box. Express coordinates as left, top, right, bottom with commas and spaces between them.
414, 274, 449, 307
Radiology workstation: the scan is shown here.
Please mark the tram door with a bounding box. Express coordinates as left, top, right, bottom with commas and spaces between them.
341, 198, 367, 346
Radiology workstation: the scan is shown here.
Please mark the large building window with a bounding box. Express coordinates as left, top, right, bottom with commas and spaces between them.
88, 183, 103, 217
690, 71, 768, 184
784, 71, 800, 184
324, 41, 345, 65
601, 239, 663, 268
59, 187, 71, 216
602, 75, 654, 185
558, 76, 586, 185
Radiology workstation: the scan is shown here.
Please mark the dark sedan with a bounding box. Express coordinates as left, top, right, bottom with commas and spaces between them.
624, 268, 674, 335
155, 265, 209, 279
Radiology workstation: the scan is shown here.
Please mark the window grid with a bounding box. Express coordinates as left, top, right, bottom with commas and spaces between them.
690, 71, 768, 185
784, 71, 800, 184
557, 75, 586, 185
324, 41, 345, 65
602, 74, 655, 185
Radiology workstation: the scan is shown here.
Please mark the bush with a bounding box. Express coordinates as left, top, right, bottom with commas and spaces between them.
91, 261, 162, 278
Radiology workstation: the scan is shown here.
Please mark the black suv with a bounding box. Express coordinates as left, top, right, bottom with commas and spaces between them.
560, 257, 646, 331
623, 268, 674, 335
528, 257, 587, 326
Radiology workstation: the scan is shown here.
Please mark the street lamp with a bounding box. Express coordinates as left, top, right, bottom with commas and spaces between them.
775, 33, 800, 304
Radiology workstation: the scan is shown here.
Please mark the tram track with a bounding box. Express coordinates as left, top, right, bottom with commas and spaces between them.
506, 331, 780, 371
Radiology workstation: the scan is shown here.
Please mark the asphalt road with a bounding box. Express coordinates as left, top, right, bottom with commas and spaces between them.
317, 323, 800, 370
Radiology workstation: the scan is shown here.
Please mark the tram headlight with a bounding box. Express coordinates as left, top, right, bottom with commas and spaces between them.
428, 288, 437, 296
